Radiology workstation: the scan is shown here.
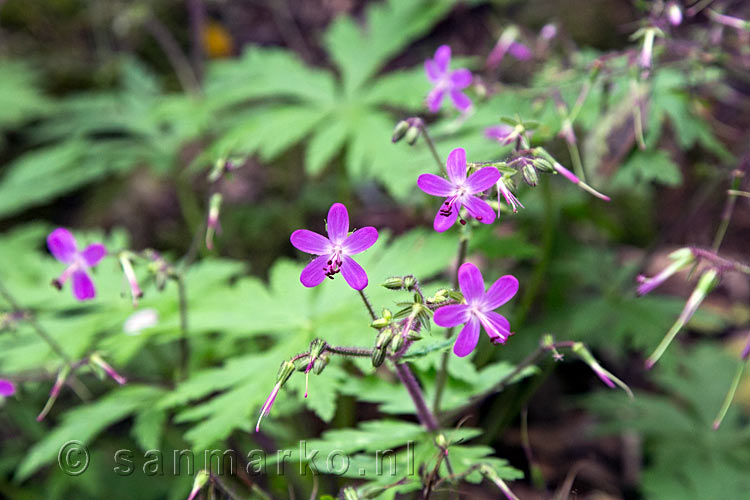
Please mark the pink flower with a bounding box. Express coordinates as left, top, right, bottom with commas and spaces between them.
434, 263, 519, 357
290, 203, 378, 291
424, 45, 473, 113
497, 178, 524, 215
484, 125, 517, 145
47, 228, 107, 301
0, 379, 15, 397
418, 148, 500, 232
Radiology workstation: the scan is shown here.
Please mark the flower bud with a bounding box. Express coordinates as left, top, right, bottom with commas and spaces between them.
666, 2, 682, 26
391, 334, 405, 353
521, 163, 538, 186
375, 327, 395, 350
89, 353, 127, 385
391, 120, 410, 143
205, 193, 223, 250
37, 364, 71, 422
342, 487, 360, 500
382, 277, 404, 290
0, 379, 16, 397
312, 354, 328, 375
371, 347, 387, 368
187, 469, 210, 500
404, 125, 421, 145
403, 275, 417, 291
407, 331, 423, 341
530, 157, 554, 173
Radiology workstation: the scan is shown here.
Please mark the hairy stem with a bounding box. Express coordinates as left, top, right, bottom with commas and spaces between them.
420, 125, 444, 171
358, 289, 377, 321
326, 345, 373, 357
394, 362, 438, 431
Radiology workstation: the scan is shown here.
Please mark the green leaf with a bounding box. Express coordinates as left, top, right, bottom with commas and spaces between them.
16, 385, 165, 481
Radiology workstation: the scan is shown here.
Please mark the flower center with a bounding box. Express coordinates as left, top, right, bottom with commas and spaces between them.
325, 246, 344, 279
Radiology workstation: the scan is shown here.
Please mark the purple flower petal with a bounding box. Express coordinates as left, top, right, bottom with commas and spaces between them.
72, 269, 96, 300
291, 229, 332, 255
342, 227, 378, 255
449, 90, 472, 112
458, 262, 485, 302
327, 203, 349, 244
485, 275, 519, 309
0, 379, 15, 397
454, 317, 480, 357
424, 59, 442, 83
434, 304, 471, 328
340, 256, 368, 290
485, 125, 514, 143
433, 45, 451, 73
418, 174, 454, 197
47, 228, 78, 264
300, 255, 329, 288
465, 167, 501, 193
446, 148, 467, 184
463, 196, 496, 225
508, 42, 532, 61
82, 243, 107, 267
434, 203, 459, 232
449, 69, 473, 89
479, 312, 511, 343
426, 87, 446, 113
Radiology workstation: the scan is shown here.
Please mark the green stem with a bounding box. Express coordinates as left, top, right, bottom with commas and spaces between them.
712, 170, 743, 251
325, 345, 372, 357
358, 289, 377, 321
712, 359, 747, 430
176, 274, 190, 380
419, 125, 444, 171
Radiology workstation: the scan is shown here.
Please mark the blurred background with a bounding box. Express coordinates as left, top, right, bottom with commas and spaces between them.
1, 0, 750, 498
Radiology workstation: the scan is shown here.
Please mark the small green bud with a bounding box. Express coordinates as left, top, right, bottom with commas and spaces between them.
312, 354, 329, 375
382, 308, 393, 321
531, 157, 554, 173
391, 120, 410, 143
371, 347, 387, 368
403, 275, 417, 291
435, 433, 449, 449
375, 328, 395, 350
382, 277, 404, 290
404, 126, 421, 145
370, 317, 389, 329
521, 163, 538, 186
309, 338, 327, 358
391, 334, 405, 353
276, 360, 295, 386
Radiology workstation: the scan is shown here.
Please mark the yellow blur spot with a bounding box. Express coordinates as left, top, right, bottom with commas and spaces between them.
203, 21, 233, 59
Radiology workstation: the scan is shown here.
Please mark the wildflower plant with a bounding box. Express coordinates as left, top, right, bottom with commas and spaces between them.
0, 1, 748, 499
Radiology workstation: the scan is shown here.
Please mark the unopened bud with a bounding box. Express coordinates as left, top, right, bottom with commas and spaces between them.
375, 328, 395, 350
667, 1, 682, 26
382, 277, 404, 290
187, 469, 210, 500
407, 331, 423, 341
205, 193, 223, 250
37, 364, 71, 422
391, 334, 405, 353
391, 120, 410, 143
404, 125, 421, 145
118, 252, 143, 307
403, 275, 417, 291
342, 487, 360, 500
89, 353, 127, 385
371, 318, 389, 329
531, 157, 554, 173
371, 347, 387, 368
435, 433, 449, 449
312, 354, 328, 375
521, 163, 538, 186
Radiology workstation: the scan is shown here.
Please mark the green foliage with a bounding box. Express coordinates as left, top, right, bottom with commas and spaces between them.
584, 343, 750, 499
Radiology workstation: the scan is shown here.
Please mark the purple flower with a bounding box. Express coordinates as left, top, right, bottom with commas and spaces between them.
417, 148, 500, 232
47, 228, 107, 301
434, 263, 519, 357
290, 203, 378, 291
484, 125, 517, 145
667, 2, 682, 26
424, 45, 473, 113
0, 379, 15, 397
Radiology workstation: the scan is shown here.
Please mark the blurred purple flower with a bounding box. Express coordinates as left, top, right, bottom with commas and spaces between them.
47, 228, 107, 301
540, 23, 558, 41
434, 263, 519, 357
291, 203, 378, 291
417, 148, 500, 232
424, 45, 473, 113
0, 379, 15, 397
487, 29, 532, 70
667, 2, 683, 26
484, 125, 517, 145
